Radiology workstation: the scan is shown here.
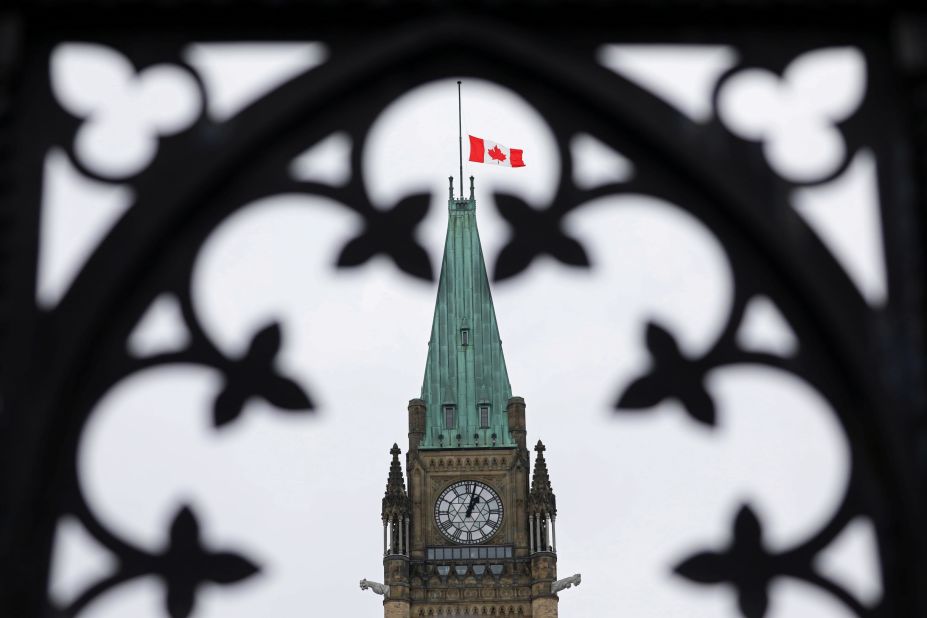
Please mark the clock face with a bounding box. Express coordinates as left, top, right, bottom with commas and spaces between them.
434, 480, 504, 544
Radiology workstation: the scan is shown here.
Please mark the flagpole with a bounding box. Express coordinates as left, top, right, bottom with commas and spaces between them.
457, 80, 463, 199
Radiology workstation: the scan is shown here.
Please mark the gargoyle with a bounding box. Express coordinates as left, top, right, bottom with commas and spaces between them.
359, 578, 389, 596
551, 573, 581, 594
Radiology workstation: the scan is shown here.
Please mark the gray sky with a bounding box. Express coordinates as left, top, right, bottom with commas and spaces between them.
46, 45, 882, 617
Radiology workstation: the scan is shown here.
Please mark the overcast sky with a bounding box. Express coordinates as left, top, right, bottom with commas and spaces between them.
45, 45, 882, 618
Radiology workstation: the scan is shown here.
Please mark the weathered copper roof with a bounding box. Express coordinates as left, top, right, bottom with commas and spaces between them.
419, 177, 514, 449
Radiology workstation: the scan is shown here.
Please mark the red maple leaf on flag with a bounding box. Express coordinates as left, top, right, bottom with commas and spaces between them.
488, 145, 507, 162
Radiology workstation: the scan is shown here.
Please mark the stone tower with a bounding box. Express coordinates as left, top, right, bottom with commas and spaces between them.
367, 177, 577, 617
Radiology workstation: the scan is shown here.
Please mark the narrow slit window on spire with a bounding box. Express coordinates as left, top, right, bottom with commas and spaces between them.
479, 404, 490, 428
460, 328, 470, 346
444, 405, 456, 428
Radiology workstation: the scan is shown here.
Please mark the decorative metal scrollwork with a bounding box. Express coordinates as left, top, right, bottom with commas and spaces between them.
0, 6, 923, 618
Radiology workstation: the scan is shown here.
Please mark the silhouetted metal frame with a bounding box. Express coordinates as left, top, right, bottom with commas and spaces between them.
0, 4, 924, 617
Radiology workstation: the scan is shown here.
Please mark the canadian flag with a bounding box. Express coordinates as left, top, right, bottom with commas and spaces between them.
468, 135, 525, 167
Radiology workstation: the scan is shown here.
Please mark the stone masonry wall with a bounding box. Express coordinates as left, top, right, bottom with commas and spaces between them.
531, 597, 558, 618
384, 600, 410, 618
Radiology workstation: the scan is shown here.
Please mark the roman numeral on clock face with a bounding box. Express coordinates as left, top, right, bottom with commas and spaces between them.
435, 480, 503, 544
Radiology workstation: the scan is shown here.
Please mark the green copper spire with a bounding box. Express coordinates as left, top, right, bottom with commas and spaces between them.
419, 176, 514, 449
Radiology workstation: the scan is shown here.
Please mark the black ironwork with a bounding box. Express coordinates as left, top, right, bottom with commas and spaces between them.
0, 3, 924, 618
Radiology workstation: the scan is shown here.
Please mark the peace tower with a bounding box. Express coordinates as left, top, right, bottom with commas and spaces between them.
362, 177, 579, 617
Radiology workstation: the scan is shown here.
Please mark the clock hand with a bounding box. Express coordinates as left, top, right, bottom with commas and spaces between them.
465, 495, 480, 518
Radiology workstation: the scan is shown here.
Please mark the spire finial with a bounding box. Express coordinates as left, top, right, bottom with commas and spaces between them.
383, 443, 410, 520
448, 176, 454, 200
458, 81, 464, 198
529, 440, 556, 517
469, 175, 475, 201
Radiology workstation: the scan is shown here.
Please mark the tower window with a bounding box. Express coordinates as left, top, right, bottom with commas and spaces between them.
444, 405, 456, 428
460, 328, 470, 346
479, 404, 490, 428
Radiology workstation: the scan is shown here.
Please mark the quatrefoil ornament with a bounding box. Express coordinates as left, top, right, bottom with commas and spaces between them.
51, 43, 202, 179
718, 47, 866, 183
